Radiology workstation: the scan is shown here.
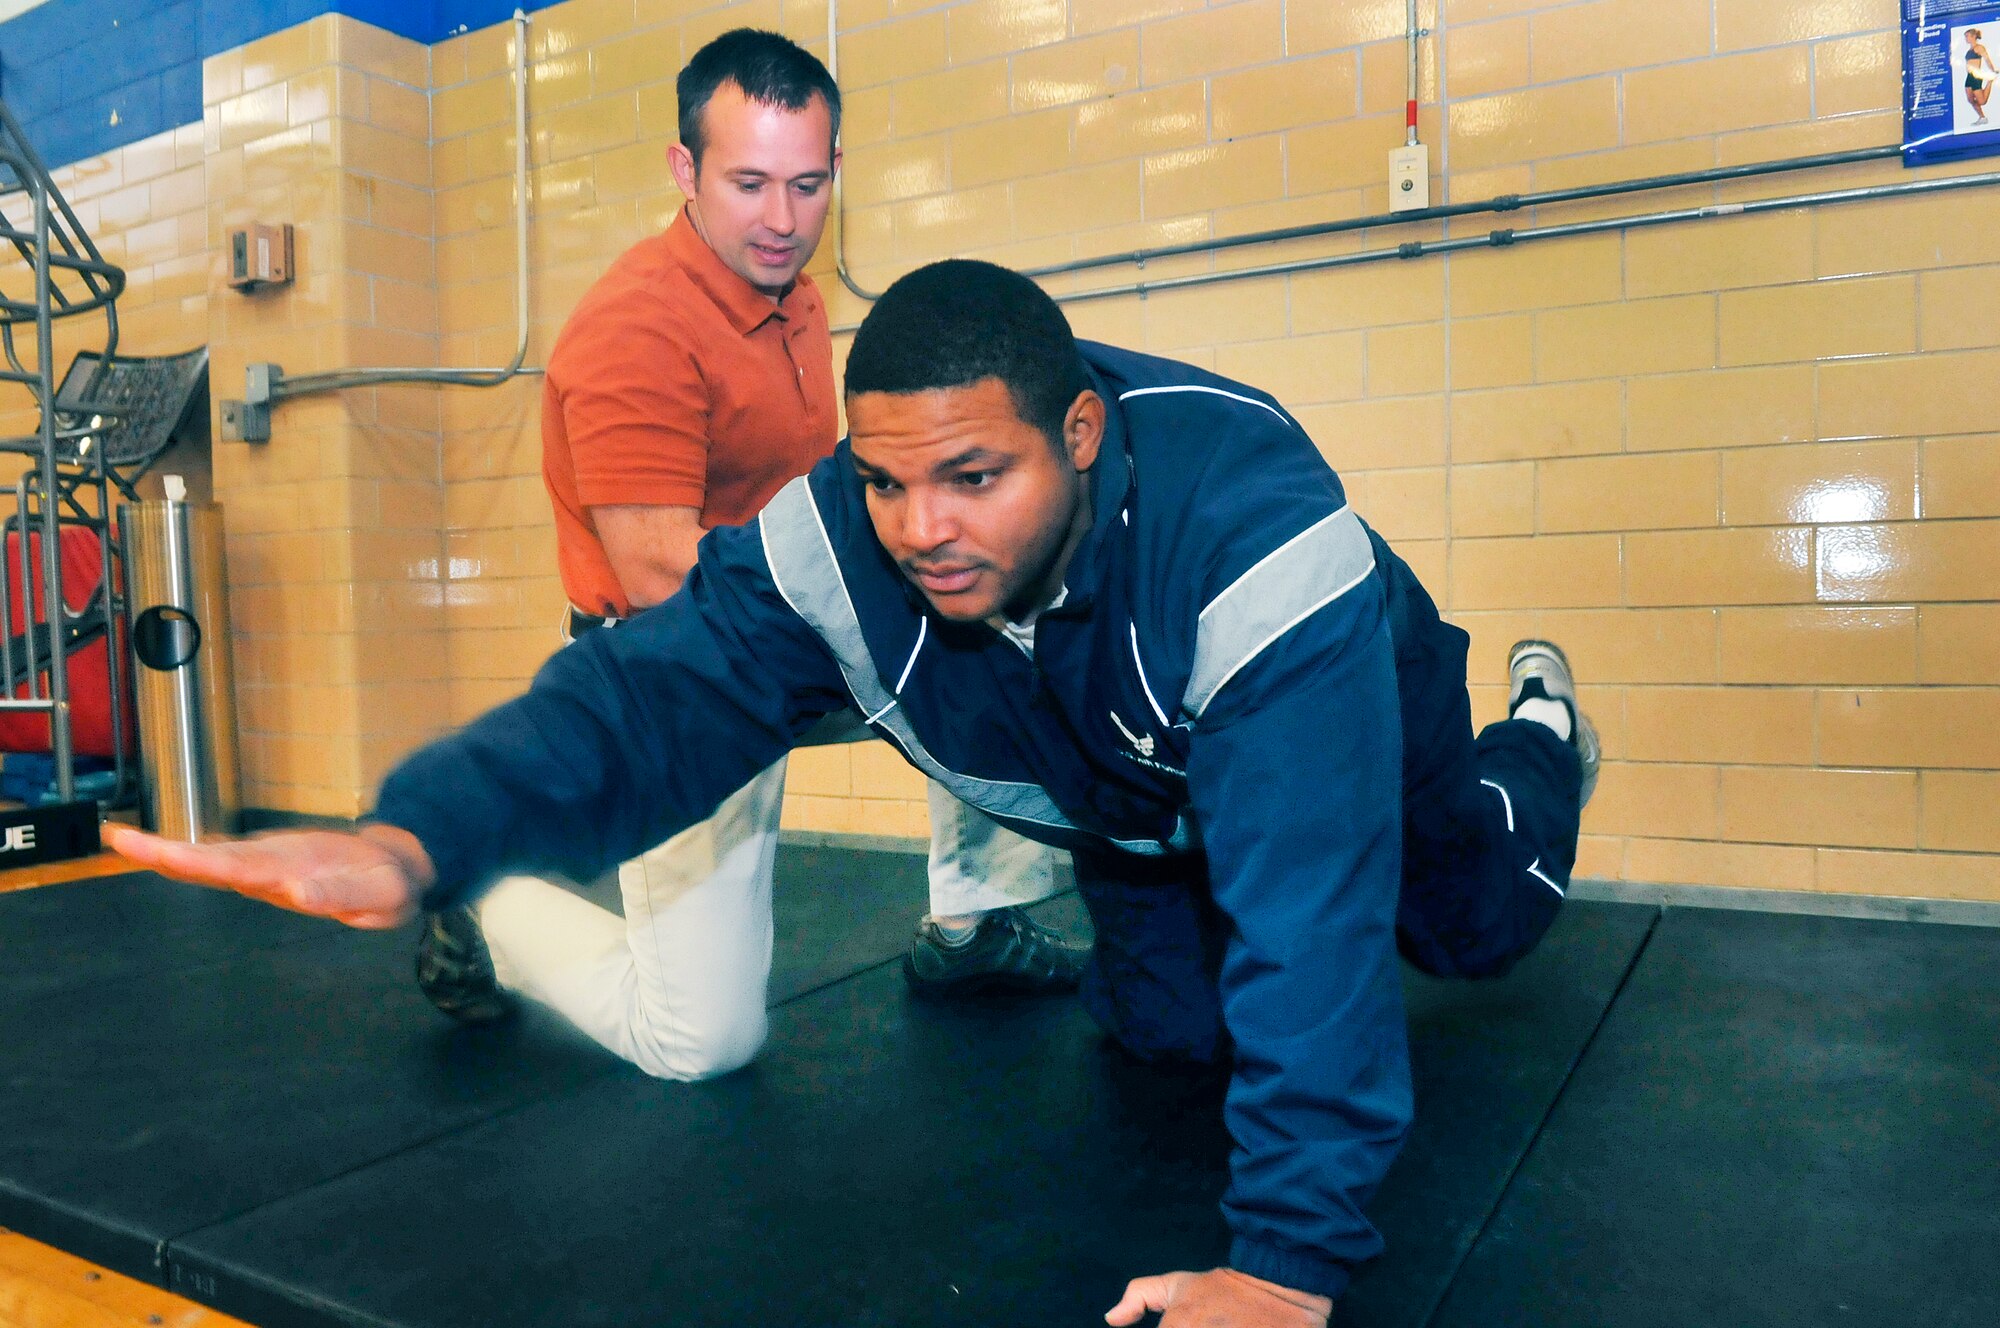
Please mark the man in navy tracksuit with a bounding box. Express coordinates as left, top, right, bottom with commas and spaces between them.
113, 260, 1598, 1328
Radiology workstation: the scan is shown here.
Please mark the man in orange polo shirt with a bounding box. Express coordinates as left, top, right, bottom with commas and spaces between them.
414, 30, 1082, 1078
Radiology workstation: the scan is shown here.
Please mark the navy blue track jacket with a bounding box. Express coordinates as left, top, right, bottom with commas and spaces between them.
378, 342, 1445, 1299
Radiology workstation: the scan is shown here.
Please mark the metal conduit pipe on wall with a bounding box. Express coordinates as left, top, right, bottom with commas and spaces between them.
1035, 168, 2000, 307
224, 9, 542, 441
822, 0, 1985, 323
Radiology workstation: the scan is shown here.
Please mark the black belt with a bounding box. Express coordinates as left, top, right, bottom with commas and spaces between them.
566, 607, 624, 638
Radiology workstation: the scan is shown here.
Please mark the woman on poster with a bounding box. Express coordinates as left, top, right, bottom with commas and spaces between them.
1965, 28, 1996, 125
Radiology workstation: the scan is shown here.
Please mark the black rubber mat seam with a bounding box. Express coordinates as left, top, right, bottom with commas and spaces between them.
101, 873, 1072, 1319
152, 1055, 635, 1325
769, 953, 902, 1010
1413, 904, 1666, 1328
158, 1052, 625, 1231
154, 945, 918, 1297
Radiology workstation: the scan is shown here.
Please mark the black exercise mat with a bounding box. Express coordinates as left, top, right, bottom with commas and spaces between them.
769, 843, 936, 1003
0, 847, 935, 1280
1343, 900, 1656, 1326
0, 871, 323, 1002
0, 923, 615, 1275
165, 901, 1653, 1328
1431, 907, 2000, 1328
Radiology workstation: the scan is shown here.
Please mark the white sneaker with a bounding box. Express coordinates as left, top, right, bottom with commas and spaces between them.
1507, 639, 1601, 808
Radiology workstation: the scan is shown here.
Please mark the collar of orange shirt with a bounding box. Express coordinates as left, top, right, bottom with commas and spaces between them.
661, 204, 819, 337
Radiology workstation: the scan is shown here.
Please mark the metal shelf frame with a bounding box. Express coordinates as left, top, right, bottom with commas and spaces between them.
0, 98, 133, 807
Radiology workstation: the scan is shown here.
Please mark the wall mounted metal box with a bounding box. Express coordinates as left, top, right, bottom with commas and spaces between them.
226, 223, 292, 291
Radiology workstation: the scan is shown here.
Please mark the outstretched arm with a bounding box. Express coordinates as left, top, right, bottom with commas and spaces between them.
117, 508, 852, 921
105, 823, 433, 929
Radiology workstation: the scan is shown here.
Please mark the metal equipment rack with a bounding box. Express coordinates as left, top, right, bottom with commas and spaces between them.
0, 98, 131, 807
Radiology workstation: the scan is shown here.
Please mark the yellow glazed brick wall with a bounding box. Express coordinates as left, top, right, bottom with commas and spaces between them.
201, 17, 453, 817
9, 0, 1994, 897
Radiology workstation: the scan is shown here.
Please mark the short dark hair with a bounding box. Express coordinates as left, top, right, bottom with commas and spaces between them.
844, 260, 1090, 447
677, 29, 841, 168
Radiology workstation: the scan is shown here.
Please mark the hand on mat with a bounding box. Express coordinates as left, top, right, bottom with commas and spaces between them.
1106, 1268, 1332, 1327
105, 824, 433, 930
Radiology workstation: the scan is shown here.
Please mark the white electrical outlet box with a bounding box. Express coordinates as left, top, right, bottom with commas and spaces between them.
1389, 144, 1430, 213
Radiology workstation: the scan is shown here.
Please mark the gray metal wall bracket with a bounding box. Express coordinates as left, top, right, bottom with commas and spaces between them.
219, 362, 277, 442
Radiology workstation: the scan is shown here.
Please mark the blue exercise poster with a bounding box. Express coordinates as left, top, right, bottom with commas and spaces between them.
1905, 0, 2000, 164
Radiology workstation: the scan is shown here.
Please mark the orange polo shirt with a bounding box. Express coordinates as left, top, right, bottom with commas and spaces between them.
541, 208, 837, 617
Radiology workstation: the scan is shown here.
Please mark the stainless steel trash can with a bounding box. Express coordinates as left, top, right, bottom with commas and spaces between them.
119, 487, 239, 840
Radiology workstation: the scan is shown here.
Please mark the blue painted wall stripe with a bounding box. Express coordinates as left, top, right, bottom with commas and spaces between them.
0, 0, 568, 171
